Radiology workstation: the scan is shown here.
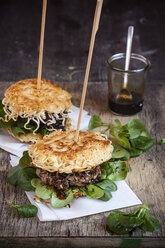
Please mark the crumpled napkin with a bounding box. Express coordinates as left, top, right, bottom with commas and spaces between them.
0, 106, 141, 221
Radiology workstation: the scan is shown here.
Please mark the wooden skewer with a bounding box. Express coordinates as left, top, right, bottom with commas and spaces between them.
75, 0, 103, 141
37, 0, 47, 90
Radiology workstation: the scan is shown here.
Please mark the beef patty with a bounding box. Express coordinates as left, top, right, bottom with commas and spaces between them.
36, 166, 101, 190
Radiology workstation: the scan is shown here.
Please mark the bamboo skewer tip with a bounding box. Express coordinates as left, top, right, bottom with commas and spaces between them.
74, 0, 103, 142
37, 0, 47, 90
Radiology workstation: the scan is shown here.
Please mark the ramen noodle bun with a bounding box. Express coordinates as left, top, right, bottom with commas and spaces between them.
1, 78, 72, 143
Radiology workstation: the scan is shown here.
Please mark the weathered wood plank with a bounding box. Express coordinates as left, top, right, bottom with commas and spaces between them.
0, 0, 165, 83
0, 237, 165, 248
0, 81, 164, 244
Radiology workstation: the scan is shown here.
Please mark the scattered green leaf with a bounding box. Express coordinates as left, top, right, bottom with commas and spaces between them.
19, 151, 32, 168
9, 202, 38, 218
7, 165, 21, 185
17, 167, 37, 191
88, 115, 105, 130
107, 205, 161, 234
160, 138, 165, 144
88, 115, 155, 158
107, 210, 143, 234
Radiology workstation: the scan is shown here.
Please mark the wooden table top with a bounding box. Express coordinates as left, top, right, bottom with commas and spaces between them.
0, 81, 165, 248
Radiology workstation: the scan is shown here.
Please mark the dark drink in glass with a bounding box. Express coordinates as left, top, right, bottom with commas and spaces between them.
107, 53, 150, 116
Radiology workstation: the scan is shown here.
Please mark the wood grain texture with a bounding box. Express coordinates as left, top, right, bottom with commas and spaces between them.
0, 0, 165, 83
1, 237, 165, 248
0, 81, 165, 247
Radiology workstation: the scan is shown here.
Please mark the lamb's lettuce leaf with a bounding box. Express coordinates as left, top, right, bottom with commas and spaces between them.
88, 115, 155, 158
107, 204, 161, 234
160, 138, 165, 144
100, 161, 129, 181
7, 151, 37, 191
31, 178, 74, 208
9, 202, 38, 218
19, 151, 32, 168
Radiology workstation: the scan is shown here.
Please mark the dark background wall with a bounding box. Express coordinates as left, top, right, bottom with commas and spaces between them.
0, 0, 164, 83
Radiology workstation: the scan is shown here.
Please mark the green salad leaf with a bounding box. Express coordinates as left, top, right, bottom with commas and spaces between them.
0, 100, 48, 135
82, 185, 104, 199
80, 179, 118, 202
107, 161, 129, 181
7, 151, 38, 191
0, 99, 37, 133
107, 210, 143, 234
31, 178, 53, 200
9, 202, 38, 218
0, 101, 15, 128
0, 100, 5, 118
51, 190, 74, 208
0, 119, 14, 129
88, 115, 155, 158
40, 128, 51, 136
7, 165, 21, 186
111, 143, 130, 160
130, 136, 155, 151
127, 118, 150, 139
17, 167, 37, 191
10, 118, 36, 135
140, 213, 162, 232
88, 115, 104, 130
160, 138, 165, 144
107, 205, 161, 234
96, 179, 117, 191
96, 179, 117, 201
98, 188, 113, 201
19, 151, 32, 168
109, 120, 131, 150
11, 126, 27, 135
100, 161, 129, 181
31, 178, 74, 208
129, 147, 143, 158
7, 166, 37, 191
0, 106, 37, 135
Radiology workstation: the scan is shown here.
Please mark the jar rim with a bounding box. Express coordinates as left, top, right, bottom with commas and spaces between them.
107, 53, 151, 73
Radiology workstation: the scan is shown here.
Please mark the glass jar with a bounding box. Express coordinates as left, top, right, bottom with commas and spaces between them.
107, 53, 151, 115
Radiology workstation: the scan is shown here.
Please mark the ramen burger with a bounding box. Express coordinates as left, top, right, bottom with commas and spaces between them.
28, 130, 113, 204
0, 78, 71, 143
